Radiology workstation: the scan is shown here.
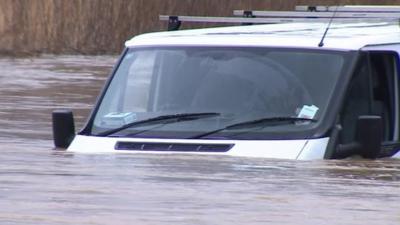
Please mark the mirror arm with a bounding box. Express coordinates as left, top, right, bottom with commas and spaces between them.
334, 142, 361, 159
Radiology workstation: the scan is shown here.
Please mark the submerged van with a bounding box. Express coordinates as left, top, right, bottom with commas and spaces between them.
53, 6, 400, 159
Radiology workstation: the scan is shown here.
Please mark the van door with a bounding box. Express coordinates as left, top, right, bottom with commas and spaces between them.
332, 47, 400, 158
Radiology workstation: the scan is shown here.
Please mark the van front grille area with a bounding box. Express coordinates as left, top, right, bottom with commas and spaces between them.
115, 142, 234, 152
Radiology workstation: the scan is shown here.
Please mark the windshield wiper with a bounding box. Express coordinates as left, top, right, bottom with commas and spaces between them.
96, 112, 221, 137
191, 116, 317, 139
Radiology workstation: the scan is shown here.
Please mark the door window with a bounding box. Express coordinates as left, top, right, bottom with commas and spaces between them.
339, 51, 399, 147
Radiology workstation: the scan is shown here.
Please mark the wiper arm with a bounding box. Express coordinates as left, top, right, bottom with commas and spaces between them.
191, 116, 317, 139
97, 112, 220, 137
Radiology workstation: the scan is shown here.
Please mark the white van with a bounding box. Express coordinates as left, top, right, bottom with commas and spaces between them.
53, 6, 400, 159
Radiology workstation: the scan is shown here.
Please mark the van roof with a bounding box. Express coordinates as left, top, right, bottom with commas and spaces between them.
125, 21, 400, 51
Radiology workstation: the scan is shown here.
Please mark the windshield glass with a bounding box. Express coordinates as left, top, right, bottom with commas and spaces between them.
91, 47, 350, 139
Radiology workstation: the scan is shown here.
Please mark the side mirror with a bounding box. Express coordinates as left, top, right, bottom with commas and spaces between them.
336, 115, 383, 159
356, 115, 383, 159
52, 109, 75, 149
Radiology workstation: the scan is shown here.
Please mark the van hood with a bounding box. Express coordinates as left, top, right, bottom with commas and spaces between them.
67, 135, 329, 160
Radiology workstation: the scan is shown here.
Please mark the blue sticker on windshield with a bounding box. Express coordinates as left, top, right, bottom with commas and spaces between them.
298, 105, 319, 119
102, 112, 137, 127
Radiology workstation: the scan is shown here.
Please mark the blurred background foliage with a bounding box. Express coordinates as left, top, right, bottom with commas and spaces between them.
1, 0, 399, 55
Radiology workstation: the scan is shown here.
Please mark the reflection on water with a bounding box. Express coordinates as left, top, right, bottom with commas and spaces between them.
0, 55, 399, 225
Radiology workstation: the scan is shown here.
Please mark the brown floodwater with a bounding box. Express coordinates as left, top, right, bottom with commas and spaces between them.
0, 55, 399, 225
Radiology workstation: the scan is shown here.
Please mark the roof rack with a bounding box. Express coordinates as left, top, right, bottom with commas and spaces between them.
161, 5, 400, 31
295, 5, 400, 12
159, 15, 392, 31
233, 10, 400, 19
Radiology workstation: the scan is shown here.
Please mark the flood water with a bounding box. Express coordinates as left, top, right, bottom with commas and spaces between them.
0, 55, 399, 225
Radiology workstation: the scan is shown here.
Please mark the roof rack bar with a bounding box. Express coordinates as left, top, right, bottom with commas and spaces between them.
160, 15, 398, 31
233, 10, 400, 18
296, 5, 400, 12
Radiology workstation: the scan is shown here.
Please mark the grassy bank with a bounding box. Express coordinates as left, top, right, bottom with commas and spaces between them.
0, 0, 399, 55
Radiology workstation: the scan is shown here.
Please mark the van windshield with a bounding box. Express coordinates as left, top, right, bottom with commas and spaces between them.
90, 47, 350, 139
